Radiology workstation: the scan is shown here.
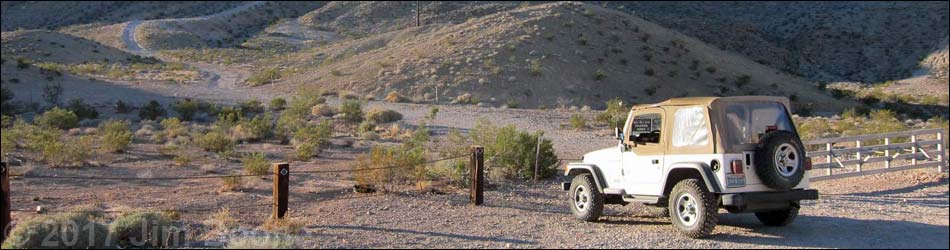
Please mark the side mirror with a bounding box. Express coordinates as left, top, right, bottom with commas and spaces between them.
615, 127, 623, 140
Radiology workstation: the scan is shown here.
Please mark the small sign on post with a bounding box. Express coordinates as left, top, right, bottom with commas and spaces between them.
273, 163, 289, 220
470, 146, 484, 206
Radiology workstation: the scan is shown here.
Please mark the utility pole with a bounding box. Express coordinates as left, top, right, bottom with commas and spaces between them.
415, 1, 421, 27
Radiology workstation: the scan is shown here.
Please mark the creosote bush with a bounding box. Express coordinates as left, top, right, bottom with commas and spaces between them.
470, 120, 558, 180
109, 211, 178, 248
35, 107, 79, 130
293, 120, 332, 160
196, 130, 234, 153
595, 98, 628, 129
366, 109, 403, 124
338, 100, 364, 123
1, 212, 110, 249
242, 152, 270, 175
99, 119, 134, 153
139, 100, 167, 121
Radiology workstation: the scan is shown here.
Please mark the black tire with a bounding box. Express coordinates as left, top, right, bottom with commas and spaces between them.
755, 207, 799, 227
569, 174, 604, 222
668, 179, 718, 239
754, 130, 806, 190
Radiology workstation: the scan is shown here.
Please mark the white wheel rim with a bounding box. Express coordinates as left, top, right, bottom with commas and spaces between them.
676, 193, 699, 227
774, 143, 800, 177
574, 186, 589, 212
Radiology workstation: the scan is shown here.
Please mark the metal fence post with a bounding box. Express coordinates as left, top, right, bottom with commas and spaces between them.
470, 146, 484, 206
855, 140, 863, 172
273, 163, 289, 219
911, 135, 918, 167
938, 132, 945, 172
884, 137, 891, 169
825, 143, 833, 176
2, 162, 10, 244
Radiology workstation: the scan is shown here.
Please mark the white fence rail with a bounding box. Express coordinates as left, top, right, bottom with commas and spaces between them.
805, 128, 947, 182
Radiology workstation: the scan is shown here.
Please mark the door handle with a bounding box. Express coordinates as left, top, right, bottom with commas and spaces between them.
652, 160, 659, 165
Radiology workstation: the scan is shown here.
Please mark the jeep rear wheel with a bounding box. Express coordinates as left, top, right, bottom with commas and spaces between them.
755, 207, 799, 227
669, 179, 718, 238
754, 130, 807, 190
570, 174, 603, 222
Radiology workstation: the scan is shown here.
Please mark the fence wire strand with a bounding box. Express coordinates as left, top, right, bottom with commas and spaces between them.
9, 173, 271, 181
295, 154, 469, 174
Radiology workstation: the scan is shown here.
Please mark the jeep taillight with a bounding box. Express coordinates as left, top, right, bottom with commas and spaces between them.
731, 160, 744, 174
804, 157, 813, 171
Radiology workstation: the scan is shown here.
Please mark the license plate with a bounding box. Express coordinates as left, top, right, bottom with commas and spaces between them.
727, 174, 746, 187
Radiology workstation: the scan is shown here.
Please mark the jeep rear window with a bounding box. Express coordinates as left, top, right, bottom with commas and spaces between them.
723, 102, 795, 146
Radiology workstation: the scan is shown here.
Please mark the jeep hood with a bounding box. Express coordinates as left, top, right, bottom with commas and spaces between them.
582, 147, 620, 166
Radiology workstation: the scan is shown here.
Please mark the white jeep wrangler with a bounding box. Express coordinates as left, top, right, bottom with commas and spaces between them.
564, 96, 819, 238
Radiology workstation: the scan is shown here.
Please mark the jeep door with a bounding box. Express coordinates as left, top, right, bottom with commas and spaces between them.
621, 108, 666, 195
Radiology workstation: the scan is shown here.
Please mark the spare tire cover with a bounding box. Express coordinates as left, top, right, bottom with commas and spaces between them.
753, 130, 806, 190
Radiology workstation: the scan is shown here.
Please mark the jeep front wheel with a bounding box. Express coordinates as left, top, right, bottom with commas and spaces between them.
668, 179, 718, 238
569, 174, 603, 222
755, 207, 799, 227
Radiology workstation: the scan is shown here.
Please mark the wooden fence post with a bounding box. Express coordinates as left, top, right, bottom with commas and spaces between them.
272, 163, 289, 220
533, 133, 542, 184
2, 162, 10, 244
470, 146, 484, 206
938, 132, 945, 172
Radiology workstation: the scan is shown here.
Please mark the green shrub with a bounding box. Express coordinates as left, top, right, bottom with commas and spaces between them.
529, 59, 543, 76
65, 98, 98, 120
594, 98, 627, 128
338, 100, 364, 123
359, 120, 377, 134
99, 120, 133, 153
270, 98, 287, 111
155, 117, 188, 143
353, 145, 427, 192
240, 100, 265, 115
247, 67, 281, 86
570, 113, 587, 130
1, 212, 111, 249
115, 100, 134, 114
233, 114, 273, 142
109, 212, 178, 248
427, 107, 439, 120
735, 75, 752, 88
1, 128, 13, 160
366, 109, 403, 124
139, 100, 167, 121
172, 99, 199, 121
311, 104, 335, 117
385, 91, 405, 103
242, 152, 270, 175
293, 120, 332, 159
43, 83, 63, 106
196, 131, 234, 153
43, 136, 93, 167
215, 107, 243, 126
35, 107, 79, 130
594, 69, 607, 80
470, 120, 558, 180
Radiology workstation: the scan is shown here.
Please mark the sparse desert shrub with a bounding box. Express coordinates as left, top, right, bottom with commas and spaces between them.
427, 107, 440, 120
115, 100, 134, 114
359, 120, 377, 134
155, 117, 188, 142
270, 98, 287, 111
233, 114, 273, 142
43, 83, 63, 106
35, 107, 79, 130
353, 145, 426, 192
99, 119, 134, 153
207, 208, 239, 232
570, 113, 587, 130
293, 120, 332, 160
339, 92, 359, 100
196, 131, 234, 153
240, 100, 265, 115
470, 120, 558, 180
261, 216, 305, 235
139, 100, 167, 121
43, 136, 93, 167
385, 91, 405, 103
1, 212, 111, 249
594, 69, 608, 80
242, 152, 270, 175
505, 100, 520, 109
221, 175, 244, 192
311, 104, 335, 117
595, 98, 628, 128
66, 98, 98, 120
172, 99, 199, 121
247, 67, 281, 86
338, 100, 364, 123
174, 155, 192, 167
109, 211, 179, 248
366, 109, 403, 124
735, 75, 752, 88
1, 128, 13, 160
529, 59, 543, 76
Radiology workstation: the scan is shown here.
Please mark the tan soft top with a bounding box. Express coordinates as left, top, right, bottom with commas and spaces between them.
633, 96, 791, 110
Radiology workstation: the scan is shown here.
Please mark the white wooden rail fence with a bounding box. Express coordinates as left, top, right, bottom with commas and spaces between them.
805, 128, 947, 182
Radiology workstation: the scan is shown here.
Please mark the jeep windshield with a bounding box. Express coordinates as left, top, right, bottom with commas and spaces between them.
721, 101, 797, 150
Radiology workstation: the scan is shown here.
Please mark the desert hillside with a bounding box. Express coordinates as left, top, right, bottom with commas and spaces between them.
263, 2, 851, 112
0, 1, 246, 31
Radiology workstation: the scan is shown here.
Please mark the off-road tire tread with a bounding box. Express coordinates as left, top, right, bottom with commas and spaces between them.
570, 174, 604, 222
669, 179, 718, 239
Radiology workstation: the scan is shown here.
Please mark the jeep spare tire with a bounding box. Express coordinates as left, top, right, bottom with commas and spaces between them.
754, 130, 806, 190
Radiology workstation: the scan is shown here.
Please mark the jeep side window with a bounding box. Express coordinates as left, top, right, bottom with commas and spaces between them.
630, 113, 662, 145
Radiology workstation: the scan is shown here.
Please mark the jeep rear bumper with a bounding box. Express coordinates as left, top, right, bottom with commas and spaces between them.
722, 189, 819, 213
